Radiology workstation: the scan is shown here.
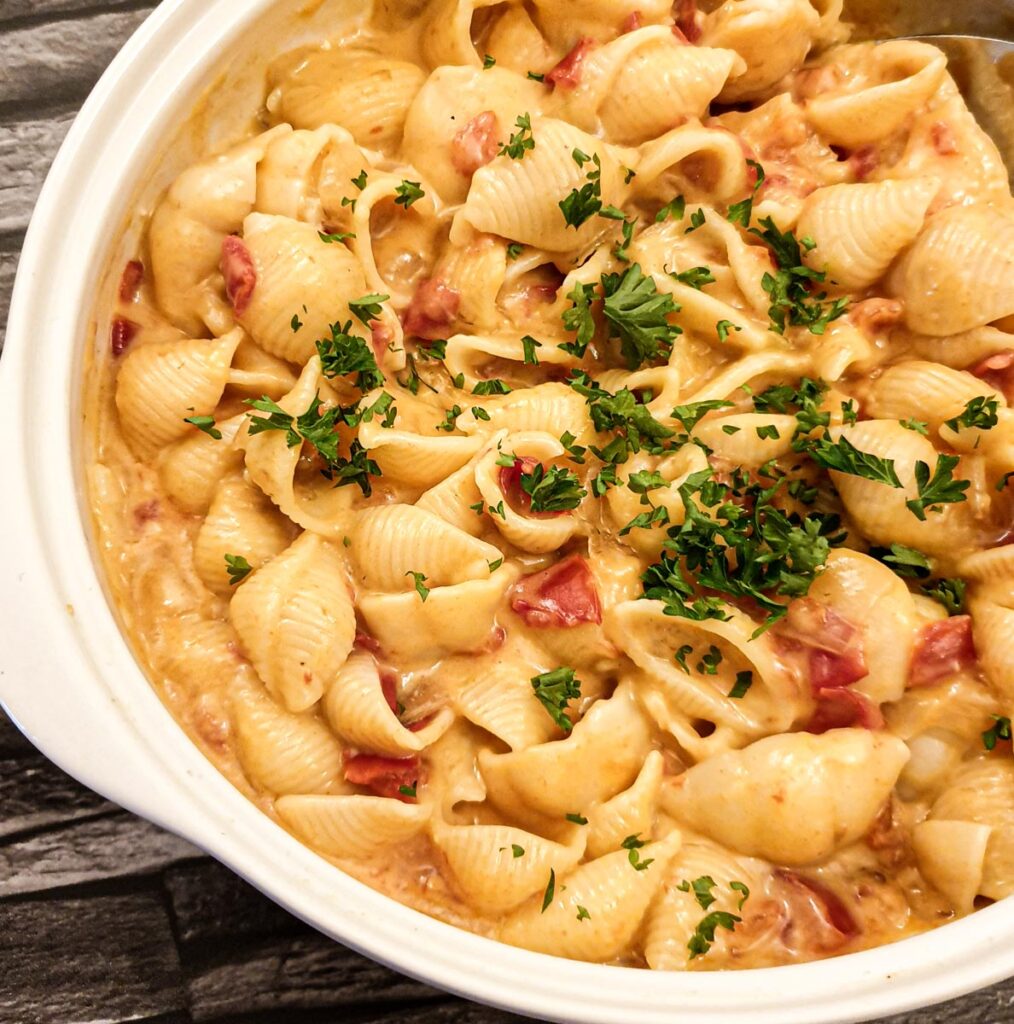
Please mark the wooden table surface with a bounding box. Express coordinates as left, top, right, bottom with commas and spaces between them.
1, 3, 1013, 1022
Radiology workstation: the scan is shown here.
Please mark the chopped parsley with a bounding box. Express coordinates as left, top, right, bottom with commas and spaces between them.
566, 813, 588, 825
900, 418, 929, 435
560, 151, 603, 228
944, 396, 999, 432
655, 195, 686, 223
395, 180, 425, 209
500, 113, 535, 160
436, 405, 463, 432
727, 160, 766, 227
841, 400, 859, 426
576, 905, 591, 921
672, 400, 733, 432
541, 869, 556, 912
906, 455, 970, 521
527, 70, 545, 82
729, 671, 753, 699
750, 217, 848, 335
399, 782, 418, 798
674, 645, 693, 673
482, 53, 496, 68
224, 554, 253, 585
756, 423, 782, 440
316, 321, 385, 391
559, 281, 598, 358
291, 313, 303, 333
685, 208, 706, 233
472, 378, 512, 396
621, 834, 654, 871
506, 242, 524, 261
688, 911, 741, 959
521, 335, 542, 365
184, 415, 222, 440
716, 320, 741, 343
520, 463, 587, 513
318, 230, 354, 244
922, 577, 966, 615
352, 169, 369, 190
670, 266, 715, 290
406, 571, 430, 602
804, 434, 902, 487
531, 667, 582, 732
613, 216, 637, 263
875, 543, 932, 579
349, 293, 390, 327
983, 715, 1013, 751
511, 843, 525, 857
602, 263, 682, 369
678, 875, 718, 910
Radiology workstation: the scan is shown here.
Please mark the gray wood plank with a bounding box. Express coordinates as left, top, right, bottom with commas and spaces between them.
0, 811, 198, 895
0, 890, 186, 1024
0, 111, 75, 235
0, 750, 112, 839
0, 10, 155, 111
0, 1, 157, 25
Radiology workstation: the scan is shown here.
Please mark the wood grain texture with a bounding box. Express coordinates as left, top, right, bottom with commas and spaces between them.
0, 3, 1013, 1023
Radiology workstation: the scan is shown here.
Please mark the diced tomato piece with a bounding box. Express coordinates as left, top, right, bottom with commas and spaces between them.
354, 631, 382, 654
111, 317, 139, 357
546, 38, 595, 89
930, 121, 959, 156
775, 870, 860, 954
849, 145, 879, 182
510, 555, 602, 628
344, 753, 423, 802
971, 350, 1014, 402
849, 297, 904, 337
807, 687, 884, 734
909, 615, 977, 688
221, 236, 257, 316
401, 279, 461, 340
621, 10, 643, 33
379, 670, 399, 714
780, 599, 869, 692
119, 260, 144, 303
451, 111, 501, 177
809, 648, 869, 690
673, 0, 702, 43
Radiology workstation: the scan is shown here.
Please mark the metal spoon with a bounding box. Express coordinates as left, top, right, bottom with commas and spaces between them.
900, 34, 1014, 186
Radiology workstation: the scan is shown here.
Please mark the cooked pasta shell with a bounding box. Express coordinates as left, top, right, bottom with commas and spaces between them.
702, 0, 819, 103
586, 750, 664, 860
267, 48, 425, 151
797, 178, 939, 291
233, 684, 343, 795
930, 759, 1014, 901
238, 213, 369, 363
422, 719, 491, 815
255, 124, 361, 222
454, 116, 626, 254
474, 431, 583, 554
230, 532, 356, 713
805, 41, 948, 148
456, 382, 596, 444
352, 504, 504, 591
228, 336, 298, 399
499, 832, 681, 962
433, 234, 509, 332
606, 601, 802, 740
635, 124, 751, 204
829, 420, 976, 557
402, 65, 544, 204
156, 413, 245, 514
806, 549, 919, 706
913, 819, 991, 916
193, 472, 295, 596
891, 203, 1014, 336
662, 729, 909, 865
479, 684, 653, 819
432, 821, 586, 914
970, 597, 1014, 702
277, 794, 429, 860
115, 328, 243, 460
693, 413, 798, 467
324, 650, 453, 756
444, 333, 578, 390
359, 566, 519, 662
550, 28, 743, 145
149, 125, 292, 335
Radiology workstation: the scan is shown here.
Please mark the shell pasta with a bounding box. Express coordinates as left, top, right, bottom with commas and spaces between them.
87, 0, 1014, 971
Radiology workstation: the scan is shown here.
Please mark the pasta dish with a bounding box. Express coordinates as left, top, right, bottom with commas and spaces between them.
86, 0, 1014, 970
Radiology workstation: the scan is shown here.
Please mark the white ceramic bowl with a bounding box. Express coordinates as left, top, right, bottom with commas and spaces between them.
1, 2, 1012, 1021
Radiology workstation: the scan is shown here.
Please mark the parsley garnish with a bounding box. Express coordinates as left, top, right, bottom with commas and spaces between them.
923, 577, 966, 615
291, 313, 303, 333
983, 715, 1013, 751
399, 782, 417, 798
730, 881, 750, 910
482, 53, 496, 68
727, 160, 766, 227
521, 335, 542, 365
655, 195, 686, 223
531, 667, 581, 732
224, 554, 253, 585
511, 844, 525, 857
716, 320, 741, 343
685, 208, 706, 233
349, 293, 390, 327
352, 169, 368, 190
841, 400, 859, 425
406, 571, 430, 602
696, 646, 722, 675
672, 400, 733, 432
944, 396, 999, 432
472, 378, 512, 396
621, 834, 654, 872
436, 406, 462, 432
601, 263, 682, 369
184, 415, 222, 440
506, 242, 524, 261
805, 435, 902, 487
678, 875, 718, 910
674, 645, 693, 673
566, 813, 588, 825
500, 114, 534, 160
750, 217, 848, 335
541, 870, 556, 912
559, 281, 598, 358
520, 463, 587, 513
729, 671, 753, 698
576, 905, 591, 921
906, 455, 970, 520
316, 321, 385, 391
875, 543, 932, 579
670, 266, 715, 290
527, 70, 545, 82
688, 911, 741, 960
318, 230, 354, 244
900, 418, 929, 435
560, 151, 603, 228
395, 180, 425, 209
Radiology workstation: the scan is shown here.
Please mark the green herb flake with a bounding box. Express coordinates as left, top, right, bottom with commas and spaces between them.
922, 577, 967, 616
729, 670, 753, 699
184, 415, 222, 440
318, 230, 355, 244
406, 571, 430, 602
531, 667, 582, 732
655, 195, 686, 223
566, 813, 588, 825
983, 715, 1013, 751
482, 53, 496, 68
602, 263, 682, 370
224, 554, 253, 585
522, 335, 543, 365
944, 396, 1000, 433
677, 875, 718, 911
317, 320, 385, 391
906, 455, 970, 521
349, 293, 390, 328
500, 113, 535, 160
716, 319, 741, 343
541, 869, 556, 913
900, 418, 929, 435
576, 905, 591, 921
511, 843, 525, 858
674, 644, 693, 673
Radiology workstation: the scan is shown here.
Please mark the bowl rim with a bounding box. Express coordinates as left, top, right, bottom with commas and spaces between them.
1, 2, 1013, 1021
